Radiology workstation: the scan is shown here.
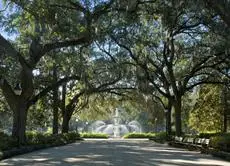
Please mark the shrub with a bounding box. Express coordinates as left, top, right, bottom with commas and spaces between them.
210, 133, 230, 152
170, 131, 176, 136
80, 133, 109, 138
148, 132, 168, 143
199, 132, 222, 139
0, 132, 11, 150
45, 134, 60, 145
54, 132, 81, 145
123, 132, 156, 138
26, 131, 50, 145
26, 131, 81, 145
0, 132, 17, 151
0, 131, 82, 159
0, 151, 3, 160
62, 132, 81, 141
52, 135, 67, 145
155, 132, 167, 140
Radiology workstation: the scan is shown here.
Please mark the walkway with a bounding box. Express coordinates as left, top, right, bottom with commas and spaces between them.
0, 139, 230, 166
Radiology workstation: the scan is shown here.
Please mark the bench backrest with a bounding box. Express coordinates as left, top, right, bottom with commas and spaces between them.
183, 137, 194, 143
194, 138, 210, 145
204, 139, 210, 145
175, 136, 183, 142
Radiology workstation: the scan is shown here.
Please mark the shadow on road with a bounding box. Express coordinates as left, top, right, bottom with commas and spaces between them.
0, 140, 229, 166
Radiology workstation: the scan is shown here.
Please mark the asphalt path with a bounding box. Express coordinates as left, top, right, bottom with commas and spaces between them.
0, 139, 230, 166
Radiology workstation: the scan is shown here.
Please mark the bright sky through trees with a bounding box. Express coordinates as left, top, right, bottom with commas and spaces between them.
0, 0, 16, 39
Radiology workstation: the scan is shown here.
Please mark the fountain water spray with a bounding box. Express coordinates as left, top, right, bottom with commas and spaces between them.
89, 107, 142, 137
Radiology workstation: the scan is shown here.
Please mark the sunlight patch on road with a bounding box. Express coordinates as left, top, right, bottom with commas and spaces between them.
0, 163, 13, 166
124, 151, 142, 154
64, 157, 90, 162
152, 158, 226, 166
49, 161, 61, 164
34, 158, 49, 162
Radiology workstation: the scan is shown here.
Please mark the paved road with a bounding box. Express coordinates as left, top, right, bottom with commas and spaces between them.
0, 139, 230, 166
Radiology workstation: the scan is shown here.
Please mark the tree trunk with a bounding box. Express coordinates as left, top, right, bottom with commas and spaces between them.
0, 67, 33, 146
12, 100, 28, 145
223, 110, 227, 133
61, 113, 71, 133
61, 83, 69, 133
52, 65, 59, 134
61, 104, 75, 133
222, 85, 228, 132
174, 96, 182, 136
167, 109, 172, 135
166, 99, 172, 136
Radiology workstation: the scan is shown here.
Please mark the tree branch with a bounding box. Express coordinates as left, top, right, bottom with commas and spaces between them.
41, 35, 91, 57
0, 34, 31, 69
92, 0, 115, 20
28, 75, 80, 106
67, 0, 87, 13
186, 80, 225, 91
0, 78, 17, 109
110, 35, 138, 61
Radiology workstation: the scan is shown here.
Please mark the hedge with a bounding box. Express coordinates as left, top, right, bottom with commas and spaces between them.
0, 132, 17, 151
199, 132, 222, 139
123, 132, 156, 138
26, 131, 81, 145
209, 133, 230, 152
80, 133, 109, 138
0, 131, 82, 160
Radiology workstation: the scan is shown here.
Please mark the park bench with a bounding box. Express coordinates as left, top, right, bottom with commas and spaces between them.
194, 138, 210, 148
177, 137, 198, 150
169, 136, 210, 152
182, 137, 195, 147
174, 136, 183, 142
169, 136, 184, 147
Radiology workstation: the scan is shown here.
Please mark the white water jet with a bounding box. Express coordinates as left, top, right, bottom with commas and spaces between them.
89, 108, 142, 137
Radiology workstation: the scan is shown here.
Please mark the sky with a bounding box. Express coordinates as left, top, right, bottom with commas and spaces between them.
0, 3, 8, 39
0, 0, 3, 9
0, 0, 9, 38
0, 0, 17, 40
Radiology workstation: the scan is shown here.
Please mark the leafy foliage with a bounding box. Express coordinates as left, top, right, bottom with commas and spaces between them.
0, 132, 17, 151
199, 132, 222, 139
210, 133, 230, 152
26, 131, 81, 146
189, 85, 223, 133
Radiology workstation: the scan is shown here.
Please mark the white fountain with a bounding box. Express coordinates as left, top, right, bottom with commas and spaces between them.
90, 107, 142, 137
113, 108, 121, 137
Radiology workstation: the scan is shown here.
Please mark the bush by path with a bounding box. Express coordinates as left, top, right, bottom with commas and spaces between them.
123, 132, 156, 138
209, 133, 230, 152
0, 131, 82, 160
80, 133, 109, 138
